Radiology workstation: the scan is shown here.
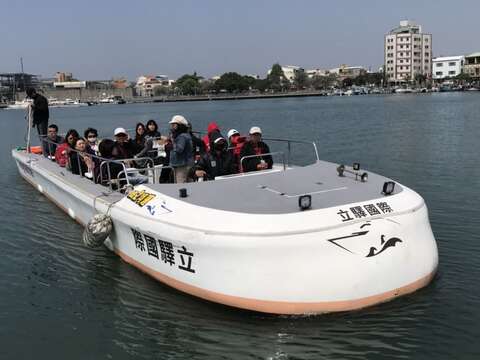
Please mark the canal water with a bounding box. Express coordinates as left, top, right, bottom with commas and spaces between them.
1, 93, 479, 359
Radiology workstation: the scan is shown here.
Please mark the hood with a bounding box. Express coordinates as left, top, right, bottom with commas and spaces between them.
207, 122, 220, 134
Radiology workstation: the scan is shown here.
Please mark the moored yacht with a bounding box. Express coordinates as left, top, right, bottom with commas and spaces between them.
12, 132, 438, 315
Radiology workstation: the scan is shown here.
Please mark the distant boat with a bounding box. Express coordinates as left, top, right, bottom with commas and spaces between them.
394, 88, 413, 94
6, 99, 32, 110
98, 95, 126, 104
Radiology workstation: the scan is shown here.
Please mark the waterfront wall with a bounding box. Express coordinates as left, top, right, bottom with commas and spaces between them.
16, 87, 134, 101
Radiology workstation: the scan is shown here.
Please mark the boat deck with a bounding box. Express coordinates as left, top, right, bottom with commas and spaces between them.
16, 152, 401, 215
147, 161, 402, 214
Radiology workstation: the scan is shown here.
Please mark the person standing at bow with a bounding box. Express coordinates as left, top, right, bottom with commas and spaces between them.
25, 88, 49, 140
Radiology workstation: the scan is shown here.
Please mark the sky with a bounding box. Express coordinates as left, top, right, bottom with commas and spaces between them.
1, 0, 479, 81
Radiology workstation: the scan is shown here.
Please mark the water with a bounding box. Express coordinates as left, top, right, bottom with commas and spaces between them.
1, 93, 479, 359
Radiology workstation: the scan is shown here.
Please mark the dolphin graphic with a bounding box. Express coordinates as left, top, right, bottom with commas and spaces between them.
366, 235, 402, 257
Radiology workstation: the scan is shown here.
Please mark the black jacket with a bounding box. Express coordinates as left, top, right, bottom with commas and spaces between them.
239, 140, 273, 172
43, 135, 64, 157
69, 152, 88, 175
32, 94, 49, 125
192, 150, 237, 180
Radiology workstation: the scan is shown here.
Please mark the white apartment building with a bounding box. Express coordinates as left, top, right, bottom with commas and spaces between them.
135, 75, 171, 96
432, 56, 464, 80
267, 65, 303, 82
384, 20, 432, 84
306, 69, 328, 78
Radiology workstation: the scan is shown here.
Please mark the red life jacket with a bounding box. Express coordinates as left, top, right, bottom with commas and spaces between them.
55, 143, 70, 167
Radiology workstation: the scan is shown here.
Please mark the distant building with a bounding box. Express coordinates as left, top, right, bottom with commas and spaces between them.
432, 56, 464, 80
267, 65, 303, 83
384, 20, 432, 84
329, 65, 366, 79
464, 52, 480, 78
0, 72, 40, 101
55, 72, 73, 82
111, 78, 129, 89
306, 69, 328, 78
135, 75, 171, 96
53, 81, 86, 89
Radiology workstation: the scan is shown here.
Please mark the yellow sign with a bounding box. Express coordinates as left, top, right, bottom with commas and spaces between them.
127, 190, 156, 207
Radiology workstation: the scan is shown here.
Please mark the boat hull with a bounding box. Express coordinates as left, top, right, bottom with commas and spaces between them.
13, 151, 438, 314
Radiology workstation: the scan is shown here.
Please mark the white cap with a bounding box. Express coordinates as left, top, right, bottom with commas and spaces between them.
114, 127, 127, 136
227, 129, 240, 138
169, 115, 189, 126
249, 126, 262, 135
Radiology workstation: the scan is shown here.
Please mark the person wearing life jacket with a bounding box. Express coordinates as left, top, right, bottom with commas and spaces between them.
239, 126, 273, 172
55, 129, 79, 167
227, 128, 247, 170
191, 133, 236, 181
202, 122, 222, 152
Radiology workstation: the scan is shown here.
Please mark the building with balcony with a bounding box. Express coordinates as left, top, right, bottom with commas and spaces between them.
464, 52, 480, 78
432, 56, 464, 80
384, 20, 432, 84
135, 75, 172, 96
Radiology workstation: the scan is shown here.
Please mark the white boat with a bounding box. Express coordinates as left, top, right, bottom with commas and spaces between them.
394, 88, 413, 94
12, 138, 438, 315
6, 99, 32, 109
98, 95, 126, 104
48, 98, 89, 108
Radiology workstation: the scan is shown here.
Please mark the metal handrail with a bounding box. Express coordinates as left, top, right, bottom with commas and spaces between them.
240, 151, 286, 172
40, 136, 157, 191
99, 156, 154, 188
261, 137, 319, 166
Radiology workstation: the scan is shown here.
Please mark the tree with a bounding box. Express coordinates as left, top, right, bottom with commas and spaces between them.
175, 73, 203, 95
311, 74, 337, 90
214, 72, 252, 93
294, 69, 308, 89
455, 72, 472, 83
267, 63, 287, 92
415, 73, 427, 86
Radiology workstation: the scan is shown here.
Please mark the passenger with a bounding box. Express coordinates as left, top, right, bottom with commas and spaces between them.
55, 129, 79, 167
239, 126, 273, 172
145, 119, 161, 140
113, 127, 138, 161
135, 120, 163, 161
97, 139, 124, 187
187, 122, 206, 163
227, 128, 247, 170
191, 134, 236, 181
43, 124, 64, 159
168, 115, 193, 183
134, 122, 146, 149
69, 138, 95, 178
84, 127, 100, 155
202, 122, 222, 152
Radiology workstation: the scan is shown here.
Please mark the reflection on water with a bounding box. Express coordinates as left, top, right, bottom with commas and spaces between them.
1, 93, 480, 359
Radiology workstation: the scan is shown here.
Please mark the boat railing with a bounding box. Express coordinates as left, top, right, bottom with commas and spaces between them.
240, 151, 286, 172
39, 136, 162, 191
116, 164, 176, 186
261, 137, 319, 167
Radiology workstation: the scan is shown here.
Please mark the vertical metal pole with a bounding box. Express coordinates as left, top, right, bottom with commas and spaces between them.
26, 103, 32, 153
287, 141, 291, 167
